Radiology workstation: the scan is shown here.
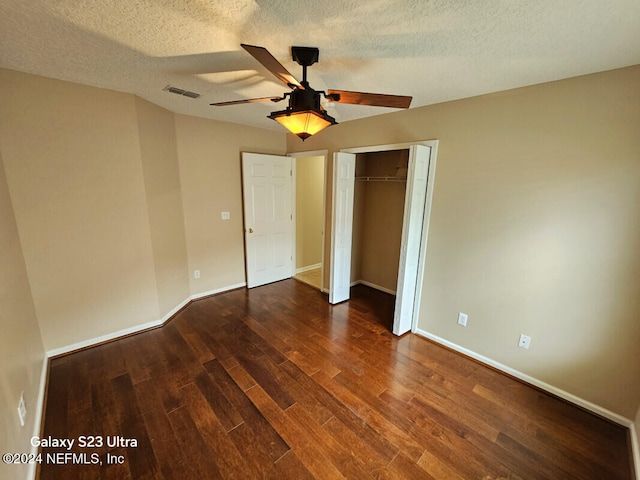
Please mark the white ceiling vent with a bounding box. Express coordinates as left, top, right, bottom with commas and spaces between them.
163, 85, 200, 99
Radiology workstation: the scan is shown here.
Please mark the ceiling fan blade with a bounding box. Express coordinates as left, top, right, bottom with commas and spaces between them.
241, 44, 303, 90
210, 96, 284, 106
327, 90, 412, 109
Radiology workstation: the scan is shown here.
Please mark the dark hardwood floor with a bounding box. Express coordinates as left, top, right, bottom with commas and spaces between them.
39, 280, 633, 479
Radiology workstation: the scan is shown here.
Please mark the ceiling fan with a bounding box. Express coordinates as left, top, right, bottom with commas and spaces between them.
210, 44, 413, 140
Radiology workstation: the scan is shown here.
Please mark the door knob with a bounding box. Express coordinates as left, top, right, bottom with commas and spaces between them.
248, 228, 254, 233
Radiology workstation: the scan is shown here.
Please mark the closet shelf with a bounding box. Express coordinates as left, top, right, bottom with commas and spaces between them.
355, 176, 407, 182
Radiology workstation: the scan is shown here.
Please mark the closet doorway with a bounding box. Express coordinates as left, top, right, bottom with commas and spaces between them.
329, 141, 438, 335
352, 149, 408, 295
290, 151, 327, 291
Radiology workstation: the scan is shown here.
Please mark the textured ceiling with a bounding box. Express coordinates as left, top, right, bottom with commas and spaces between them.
1, 0, 639, 132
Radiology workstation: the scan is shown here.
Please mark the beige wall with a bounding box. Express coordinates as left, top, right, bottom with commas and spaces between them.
0, 69, 285, 354
287, 65, 640, 419
351, 165, 365, 283
0, 69, 285, 468
295, 155, 324, 270
135, 97, 190, 315
1, 69, 160, 351
174, 114, 285, 294
0, 153, 45, 480
355, 150, 407, 292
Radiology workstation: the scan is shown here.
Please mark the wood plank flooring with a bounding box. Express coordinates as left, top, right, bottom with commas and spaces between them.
38, 280, 634, 479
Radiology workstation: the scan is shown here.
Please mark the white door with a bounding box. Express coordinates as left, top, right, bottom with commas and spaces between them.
242, 152, 293, 288
393, 145, 432, 335
329, 152, 356, 303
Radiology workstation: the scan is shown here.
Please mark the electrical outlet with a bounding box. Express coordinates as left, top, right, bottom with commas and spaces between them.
221, 211, 230, 220
194, 270, 200, 279
457, 312, 468, 327
518, 334, 531, 349
17, 392, 26, 427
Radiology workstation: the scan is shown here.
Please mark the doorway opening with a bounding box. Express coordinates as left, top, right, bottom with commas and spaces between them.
290, 151, 327, 292
349, 149, 408, 329
241, 151, 327, 290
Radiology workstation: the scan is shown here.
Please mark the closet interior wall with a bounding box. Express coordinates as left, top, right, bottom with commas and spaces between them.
351, 149, 409, 294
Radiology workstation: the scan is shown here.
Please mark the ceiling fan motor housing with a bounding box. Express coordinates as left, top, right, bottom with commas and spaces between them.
289, 86, 322, 112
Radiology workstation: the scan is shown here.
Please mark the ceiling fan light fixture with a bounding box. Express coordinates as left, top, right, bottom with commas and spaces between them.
269, 108, 337, 140
211, 44, 411, 139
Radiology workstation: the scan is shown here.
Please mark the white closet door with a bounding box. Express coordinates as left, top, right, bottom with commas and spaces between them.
242, 152, 293, 288
329, 152, 356, 304
393, 145, 431, 335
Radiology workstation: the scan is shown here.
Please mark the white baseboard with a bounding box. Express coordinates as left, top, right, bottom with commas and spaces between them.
295, 263, 321, 274
46, 317, 166, 358
352, 279, 397, 296
414, 328, 634, 429
191, 282, 246, 301
631, 422, 640, 480
28, 355, 49, 480
46, 283, 246, 358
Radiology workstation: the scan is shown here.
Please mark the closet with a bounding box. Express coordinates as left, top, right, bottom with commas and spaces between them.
351, 149, 409, 296
331, 142, 435, 335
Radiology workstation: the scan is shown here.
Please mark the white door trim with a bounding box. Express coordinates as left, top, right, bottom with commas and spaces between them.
412, 141, 438, 333
393, 144, 432, 335
340, 142, 435, 154
290, 156, 297, 278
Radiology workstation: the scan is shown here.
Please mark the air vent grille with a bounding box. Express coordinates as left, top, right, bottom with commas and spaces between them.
163, 85, 201, 99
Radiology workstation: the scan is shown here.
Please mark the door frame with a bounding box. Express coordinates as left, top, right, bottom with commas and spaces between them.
288, 149, 329, 292
334, 140, 438, 334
